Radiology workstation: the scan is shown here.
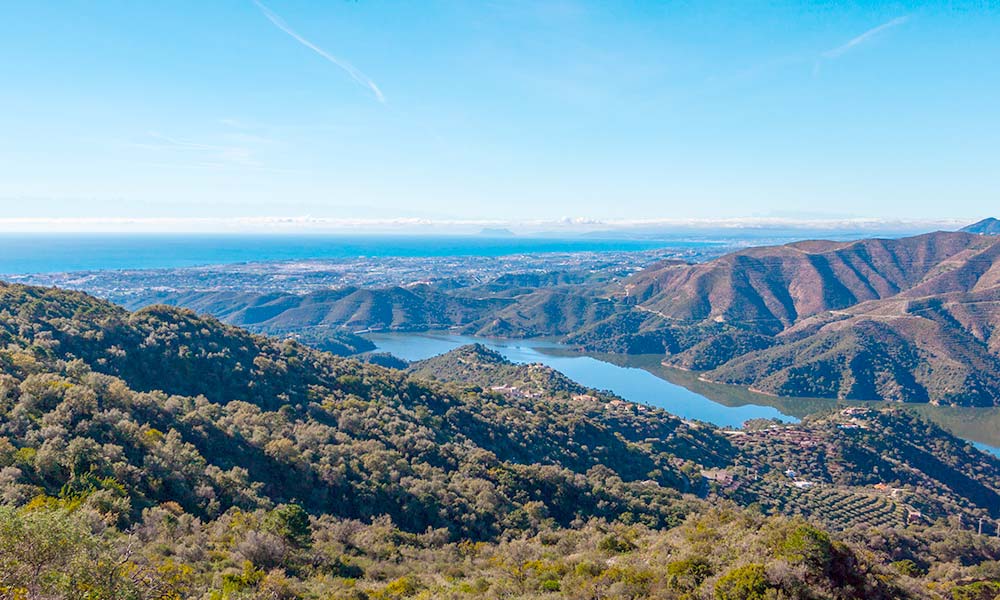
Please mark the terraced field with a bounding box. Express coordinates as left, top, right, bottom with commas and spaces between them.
755, 483, 906, 530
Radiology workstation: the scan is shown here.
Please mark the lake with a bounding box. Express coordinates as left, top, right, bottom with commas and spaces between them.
365, 332, 1000, 457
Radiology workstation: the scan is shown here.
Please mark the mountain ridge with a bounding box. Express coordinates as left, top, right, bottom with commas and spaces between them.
961, 216, 1000, 235
106, 229, 1000, 406
616, 232, 1000, 404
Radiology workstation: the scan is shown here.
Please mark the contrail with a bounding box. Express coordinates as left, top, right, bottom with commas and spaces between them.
822, 16, 910, 59
252, 0, 385, 103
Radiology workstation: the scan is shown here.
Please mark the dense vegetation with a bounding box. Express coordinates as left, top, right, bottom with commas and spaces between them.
0, 283, 711, 536
1, 282, 999, 598
407, 344, 591, 397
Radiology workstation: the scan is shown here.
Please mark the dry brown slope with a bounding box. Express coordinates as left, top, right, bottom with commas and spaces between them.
623, 232, 1000, 334
698, 288, 1000, 405
615, 231, 1000, 405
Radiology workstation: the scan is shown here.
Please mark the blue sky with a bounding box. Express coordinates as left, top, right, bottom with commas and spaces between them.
0, 1, 997, 231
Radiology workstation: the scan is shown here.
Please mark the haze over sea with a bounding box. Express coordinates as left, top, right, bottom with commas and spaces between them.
0, 222, 950, 275
0, 234, 718, 275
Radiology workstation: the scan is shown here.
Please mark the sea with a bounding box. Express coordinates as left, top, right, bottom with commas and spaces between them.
0, 233, 719, 275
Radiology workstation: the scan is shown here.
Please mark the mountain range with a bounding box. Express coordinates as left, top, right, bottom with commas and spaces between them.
119, 225, 1000, 406
611, 231, 1000, 405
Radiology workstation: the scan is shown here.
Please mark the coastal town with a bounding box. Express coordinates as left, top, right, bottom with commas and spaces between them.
5, 245, 720, 301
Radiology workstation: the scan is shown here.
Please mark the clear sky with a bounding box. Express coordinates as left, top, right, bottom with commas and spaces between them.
0, 1, 997, 230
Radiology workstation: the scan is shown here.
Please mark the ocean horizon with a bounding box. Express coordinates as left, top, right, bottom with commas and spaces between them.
0, 233, 720, 275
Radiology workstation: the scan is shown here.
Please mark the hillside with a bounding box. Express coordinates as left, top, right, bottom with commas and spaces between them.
962, 217, 1000, 235
130, 284, 627, 341
407, 343, 590, 397
1, 282, 999, 598
620, 231, 1000, 334
731, 409, 1000, 525
409, 345, 1000, 523
0, 282, 719, 534
129, 285, 512, 333
598, 231, 1000, 405
700, 296, 1000, 405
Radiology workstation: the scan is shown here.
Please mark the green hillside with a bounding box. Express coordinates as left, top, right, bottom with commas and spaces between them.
5, 282, 999, 598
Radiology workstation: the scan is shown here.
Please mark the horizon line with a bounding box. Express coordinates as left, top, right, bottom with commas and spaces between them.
0, 215, 974, 234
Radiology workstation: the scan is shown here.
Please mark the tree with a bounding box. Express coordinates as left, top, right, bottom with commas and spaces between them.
264, 504, 312, 549
714, 563, 773, 600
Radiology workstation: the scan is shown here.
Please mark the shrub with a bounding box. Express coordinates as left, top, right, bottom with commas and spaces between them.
264, 503, 312, 549
890, 559, 924, 577
667, 556, 713, 592
952, 581, 1000, 600
372, 575, 421, 599
598, 534, 636, 554
776, 524, 833, 570
540, 578, 561, 592
714, 563, 773, 600
236, 530, 288, 569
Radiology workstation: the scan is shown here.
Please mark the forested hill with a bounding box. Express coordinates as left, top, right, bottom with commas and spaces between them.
1, 282, 1000, 598
0, 282, 717, 532
407, 343, 591, 396
409, 344, 1000, 523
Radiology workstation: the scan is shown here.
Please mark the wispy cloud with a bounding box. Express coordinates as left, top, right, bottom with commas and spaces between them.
126, 127, 301, 173
252, 0, 385, 103
134, 131, 257, 167
822, 16, 910, 59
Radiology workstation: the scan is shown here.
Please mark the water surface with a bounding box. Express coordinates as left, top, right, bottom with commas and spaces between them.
366, 332, 795, 429
366, 332, 1000, 457
0, 234, 717, 274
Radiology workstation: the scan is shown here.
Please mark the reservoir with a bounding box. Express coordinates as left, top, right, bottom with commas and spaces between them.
366, 332, 1000, 457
